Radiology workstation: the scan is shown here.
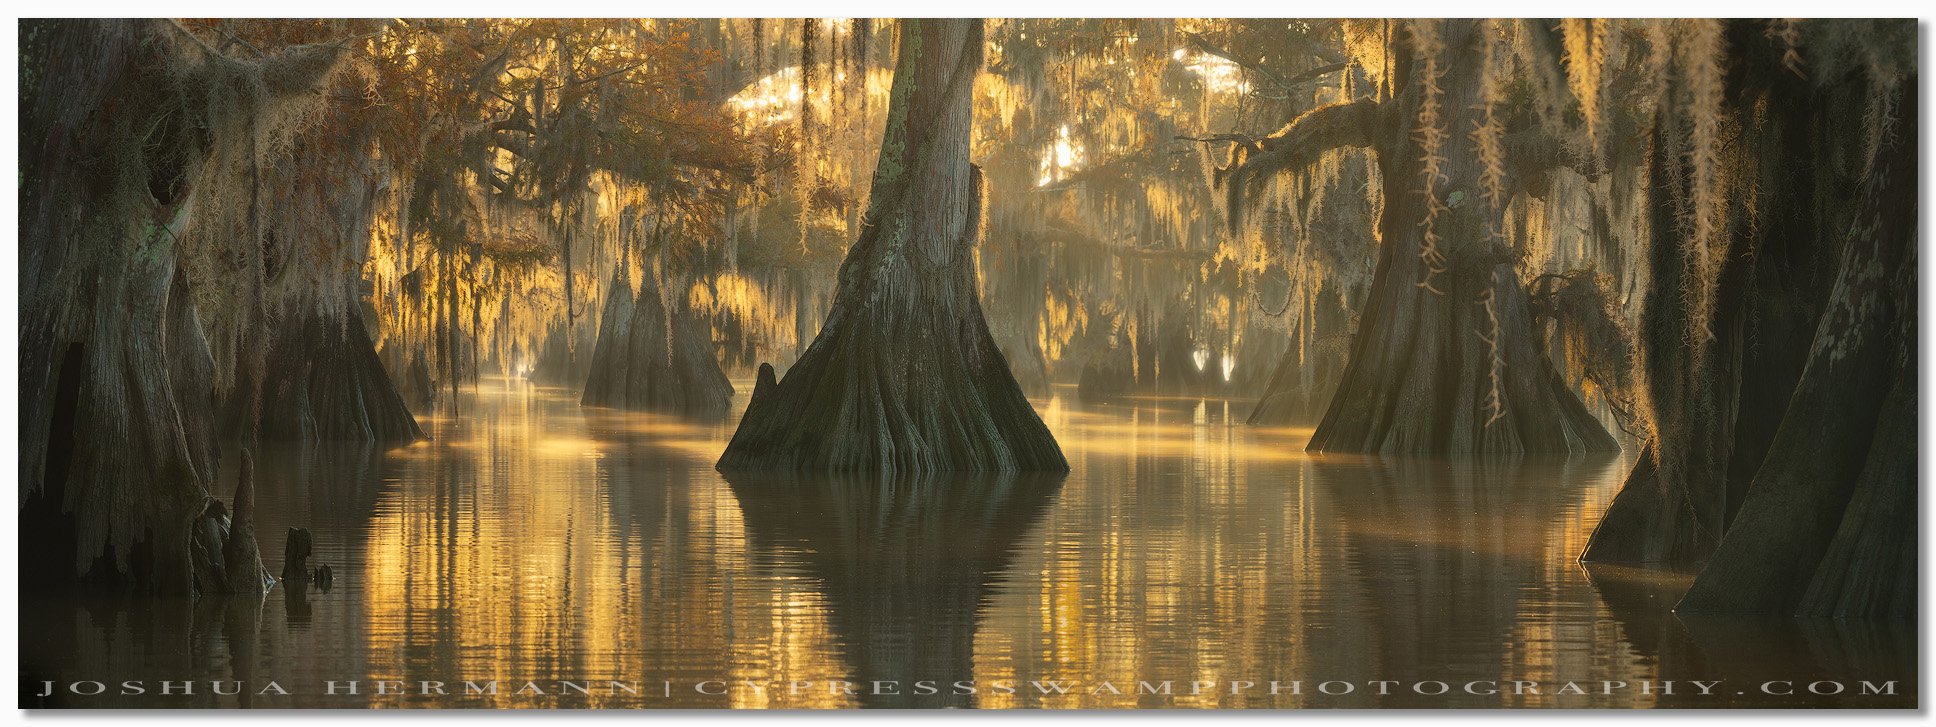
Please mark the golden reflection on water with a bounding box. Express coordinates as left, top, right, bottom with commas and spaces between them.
356, 379, 857, 708
18, 379, 1916, 708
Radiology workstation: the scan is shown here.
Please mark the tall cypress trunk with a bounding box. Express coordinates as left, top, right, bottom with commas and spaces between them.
1674, 80, 1917, 617
717, 19, 1067, 474
580, 268, 637, 406
1247, 289, 1356, 425
442, 248, 459, 415
562, 224, 576, 366
1575, 21, 1915, 618
256, 130, 423, 447
1581, 23, 1876, 567
470, 241, 483, 382
1307, 20, 1615, 454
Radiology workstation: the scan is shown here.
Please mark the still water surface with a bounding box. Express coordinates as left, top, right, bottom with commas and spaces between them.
20, 378, 1916, 708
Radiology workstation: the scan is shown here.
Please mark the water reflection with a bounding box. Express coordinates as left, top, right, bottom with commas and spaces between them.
726, 471, 1063, 707
16, 380, 1916, 708
1306, 454, 1619, 707
1591, 560, 1918, 709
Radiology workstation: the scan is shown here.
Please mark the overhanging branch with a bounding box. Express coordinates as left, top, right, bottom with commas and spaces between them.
1192, 98, 1385, 231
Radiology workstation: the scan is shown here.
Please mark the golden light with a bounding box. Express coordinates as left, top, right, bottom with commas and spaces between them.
1036, 124, 1086, 188
1173, 49, 1249, 95
726, 66, 806, 127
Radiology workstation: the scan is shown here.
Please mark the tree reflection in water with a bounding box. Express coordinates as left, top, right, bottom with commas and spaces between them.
15, 383, 1917, 708
727, 471, 1064, 707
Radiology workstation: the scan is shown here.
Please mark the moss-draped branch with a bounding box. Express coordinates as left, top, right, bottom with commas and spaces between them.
1199, 97, 1384, 231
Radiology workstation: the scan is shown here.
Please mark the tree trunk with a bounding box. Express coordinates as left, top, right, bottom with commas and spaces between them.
441, 250, 460, 415
562, 225, 576, 365
1246, 335, 1349, 425
1306, 20, 1616, 454
21, 222, 212, 594
1248, 294, 1355, 425
995, 336, 1052, 398
1581, 23, 1875, 566
581, 266, 736, 418
580, 268, 637, 405
18, 20, 337, 593
717, 19, 1067, 474
470, 242, 483, 383
982, 218, 1054, 398
400, 349, 439, 410
1675, 80, 1916, 617
1152, 303, 1213, 395
260, 304, 425, 445
1578, 85, 1750, 563
1076, 344, 1135, 403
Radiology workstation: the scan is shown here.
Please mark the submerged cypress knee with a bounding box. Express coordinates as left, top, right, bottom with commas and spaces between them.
716, 19, 1067, 474
219, 450, 274, 594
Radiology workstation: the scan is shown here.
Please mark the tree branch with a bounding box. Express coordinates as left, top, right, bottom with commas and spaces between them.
1195, 98, 1384, 231
1278, 62, 1349, 88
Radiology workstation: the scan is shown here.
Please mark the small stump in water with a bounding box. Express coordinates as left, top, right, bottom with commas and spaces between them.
281, 527, 313, 581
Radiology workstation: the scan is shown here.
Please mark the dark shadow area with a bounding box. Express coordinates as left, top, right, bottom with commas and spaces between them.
1586, 562, 1916, 707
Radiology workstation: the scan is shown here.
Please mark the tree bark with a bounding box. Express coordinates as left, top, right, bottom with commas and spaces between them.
1578, 82, 1749, 563
1076, 344, 1135, 403
717, 19, 1067, 474
441, 247, 459, 415
981, 222, 1054, 398
1247, 274, 1360, 426
1581, 23, 1877, 567
18, 20, 336, 593
1675, 80, 1916, 617
1246, 332, 1350, 425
